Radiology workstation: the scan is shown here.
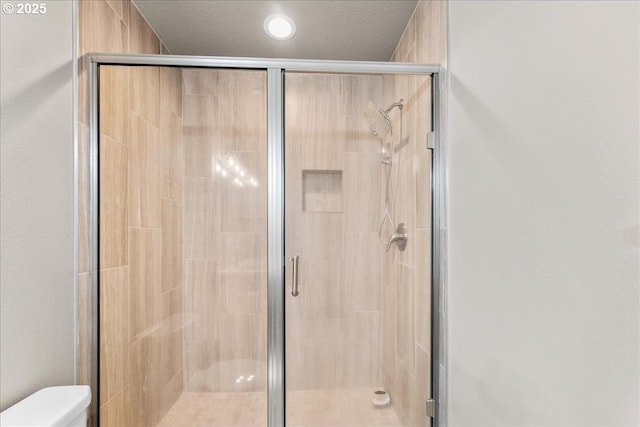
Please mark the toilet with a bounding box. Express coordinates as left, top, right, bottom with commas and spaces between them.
0, 386, 91, 427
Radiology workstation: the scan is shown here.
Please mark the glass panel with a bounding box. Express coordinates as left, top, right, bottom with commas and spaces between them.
284, 72, 432, 427
99, 66, 268, 426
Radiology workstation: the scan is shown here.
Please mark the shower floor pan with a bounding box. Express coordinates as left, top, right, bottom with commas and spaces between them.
157, 387, 402, 427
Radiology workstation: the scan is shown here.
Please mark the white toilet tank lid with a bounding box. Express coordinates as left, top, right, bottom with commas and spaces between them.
0, 386, 91, 426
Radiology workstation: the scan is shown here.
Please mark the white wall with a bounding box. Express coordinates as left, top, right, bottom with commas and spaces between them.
447, 1, 639, 425
0, 1, 76, 410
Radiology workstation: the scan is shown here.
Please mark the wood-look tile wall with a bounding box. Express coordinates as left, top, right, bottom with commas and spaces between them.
78, 1, 184, 425
284, 73, 385, 393
99, 65, 184, 427
381, 2, 447, 426
181, 69, 268, 396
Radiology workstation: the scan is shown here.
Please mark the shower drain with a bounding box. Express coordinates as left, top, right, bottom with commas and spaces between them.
373, 389, 391, 408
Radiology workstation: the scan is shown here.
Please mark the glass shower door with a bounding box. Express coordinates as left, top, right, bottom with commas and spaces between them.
98, 65, 268, 427
98, 60, 434, 427
283, 71, 433, 427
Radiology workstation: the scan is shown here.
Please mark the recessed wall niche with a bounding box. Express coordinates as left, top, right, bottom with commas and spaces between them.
302, 170, 343, 212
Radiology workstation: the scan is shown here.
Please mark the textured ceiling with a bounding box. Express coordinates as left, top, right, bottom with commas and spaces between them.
132, 1, 418, 61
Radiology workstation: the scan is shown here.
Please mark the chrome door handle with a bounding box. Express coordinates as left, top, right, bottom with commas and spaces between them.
288, 255, 299, 297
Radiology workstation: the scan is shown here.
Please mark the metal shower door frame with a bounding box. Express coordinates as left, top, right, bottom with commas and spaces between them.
86, 53, 446, 427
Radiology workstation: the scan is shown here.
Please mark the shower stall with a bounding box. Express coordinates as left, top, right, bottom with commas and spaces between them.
88, 55, 443, 427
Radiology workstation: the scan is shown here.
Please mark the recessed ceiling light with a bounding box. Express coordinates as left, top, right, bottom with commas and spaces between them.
264, 14, 296, 40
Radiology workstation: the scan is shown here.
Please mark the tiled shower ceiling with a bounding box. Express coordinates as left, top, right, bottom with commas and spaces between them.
133, 0, 419, 61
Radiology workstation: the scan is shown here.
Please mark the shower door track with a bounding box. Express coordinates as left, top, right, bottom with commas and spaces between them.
85, 53, 446, 427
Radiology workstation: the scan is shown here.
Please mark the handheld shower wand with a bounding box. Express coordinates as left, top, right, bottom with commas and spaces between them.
363, 99, 404, 248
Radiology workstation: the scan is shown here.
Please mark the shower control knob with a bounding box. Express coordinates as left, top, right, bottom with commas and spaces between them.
386, 223, 408, 252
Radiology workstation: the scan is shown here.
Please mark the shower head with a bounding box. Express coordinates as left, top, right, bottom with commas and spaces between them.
364, 101, 392, 139
363, 99, 404, 139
